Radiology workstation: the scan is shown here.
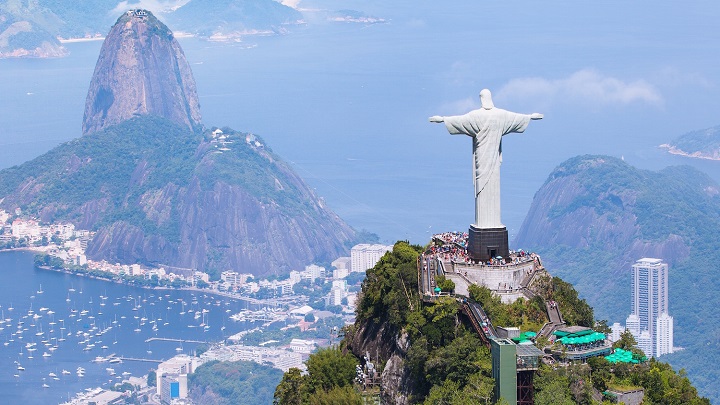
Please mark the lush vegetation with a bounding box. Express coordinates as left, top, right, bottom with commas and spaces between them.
274, 347, 361, 404
523, 155, 720, 401
0, 116, 356, 279
0, 116, 327, 232
0, 116, 201, 241
533, 358, 709, 405
468, 284, 546, 332
188, 360, 283, 405
272, 240, 709, 404
356, 242, 423, 329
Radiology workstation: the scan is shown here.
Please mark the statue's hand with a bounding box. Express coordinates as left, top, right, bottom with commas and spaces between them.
429, 116, 444, 123
530, 113, 543, 120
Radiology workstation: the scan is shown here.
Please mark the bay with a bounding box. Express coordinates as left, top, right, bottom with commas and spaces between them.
0, 251, 258, 404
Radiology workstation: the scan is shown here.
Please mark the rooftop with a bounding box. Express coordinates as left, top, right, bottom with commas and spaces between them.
636, 258, 663, 264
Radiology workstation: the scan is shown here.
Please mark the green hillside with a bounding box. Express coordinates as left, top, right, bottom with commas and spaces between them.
273, 242, 707, 404
515, 155, 720, 402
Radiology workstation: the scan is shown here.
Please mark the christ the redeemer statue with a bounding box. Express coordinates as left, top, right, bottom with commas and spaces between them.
430, 89, 542, 261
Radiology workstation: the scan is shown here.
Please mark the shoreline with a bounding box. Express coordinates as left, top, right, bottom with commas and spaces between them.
659, 144, 720, 161
58, 36, 105, 43
33, 263, 266, 305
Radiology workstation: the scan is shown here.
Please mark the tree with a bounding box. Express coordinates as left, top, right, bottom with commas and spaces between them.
424, 379, 461, 405
594, 319, 612, 335
305, 347, 357, 392
613, 329, 638, 350
147, 370, 156, 387
274, 368, 305, 405
435, 275, 455, 293
307, 386, 362, 405
424, 333, 491, 388
461, 372, 495, 405
587, 356, 612, 391
534, 378, 575, 405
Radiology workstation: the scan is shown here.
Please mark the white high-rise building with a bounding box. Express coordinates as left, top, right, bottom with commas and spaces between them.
625, 314, 640, 336
636, 330, 652, 357
350, 244, 392, 272
655, 312, 674, 357
627, 258, 672, 357
332, 257, 351, 271
610, 322, 624, 343
304, 265, 326, 282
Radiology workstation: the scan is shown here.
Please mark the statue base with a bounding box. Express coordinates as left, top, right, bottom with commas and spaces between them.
467, 225, 509, 263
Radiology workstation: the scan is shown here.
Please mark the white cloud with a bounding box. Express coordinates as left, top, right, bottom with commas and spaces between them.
279, 0, 302, 9
496, 69, 663, 107
111, 0, 189, 16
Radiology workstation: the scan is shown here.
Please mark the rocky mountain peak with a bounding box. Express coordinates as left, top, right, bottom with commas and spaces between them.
82, 9, 202, 136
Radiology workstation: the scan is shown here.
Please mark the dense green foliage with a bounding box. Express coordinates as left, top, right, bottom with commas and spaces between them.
147, 370, 156, 387
434, 275, 455, 293
34, 253, 65, 269
0, 116, 200, 240
275, 239, 708, 404
525, 155, 720, 401
468, 284, 546, 331
274, 347, 361, 404
356, 242, 497, 402
188, 360, 283, 405
5, 23, 58, 50
356, 242, 423, 329
547, 277, 594, 327
534, 358, 710, 405
0, 117, 349, 275
305, 347, 357, 392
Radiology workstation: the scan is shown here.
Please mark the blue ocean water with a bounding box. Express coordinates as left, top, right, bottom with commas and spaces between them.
0, 251, 258, 404
1, 2, 720, 402
2, 3, 720, 244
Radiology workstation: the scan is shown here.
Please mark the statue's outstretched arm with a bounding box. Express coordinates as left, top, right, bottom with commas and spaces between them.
530, 113, 543, 120
429, 116, 444, 123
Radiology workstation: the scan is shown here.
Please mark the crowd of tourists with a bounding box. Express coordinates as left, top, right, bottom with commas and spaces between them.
425, 232, 541, 269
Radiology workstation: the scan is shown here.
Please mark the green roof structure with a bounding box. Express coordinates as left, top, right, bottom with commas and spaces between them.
605, 348, 647, 364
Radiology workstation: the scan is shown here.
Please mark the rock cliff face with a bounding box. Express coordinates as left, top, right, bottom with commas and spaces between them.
82, 10, 201, 135
347, 319, 415, 405
0, 11, 357, 277
0, 117, 356, 278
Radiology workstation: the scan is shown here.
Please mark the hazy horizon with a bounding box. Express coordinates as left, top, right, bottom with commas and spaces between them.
1, 1, 719, 244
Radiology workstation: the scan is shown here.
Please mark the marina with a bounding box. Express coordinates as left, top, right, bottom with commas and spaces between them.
0, 251, 265, 404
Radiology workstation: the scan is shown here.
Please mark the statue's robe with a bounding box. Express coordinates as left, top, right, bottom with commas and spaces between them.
443, 108, 531, 228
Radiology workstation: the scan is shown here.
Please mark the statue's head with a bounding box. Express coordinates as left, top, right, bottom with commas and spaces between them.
480, 89, 494, 110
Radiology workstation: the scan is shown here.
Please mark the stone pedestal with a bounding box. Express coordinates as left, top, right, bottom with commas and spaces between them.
467, 225, 509, 262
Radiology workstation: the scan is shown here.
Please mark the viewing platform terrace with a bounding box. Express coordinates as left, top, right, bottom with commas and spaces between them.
422, 231, 543, 303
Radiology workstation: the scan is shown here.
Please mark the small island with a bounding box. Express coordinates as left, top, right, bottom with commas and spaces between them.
660, 124, 720, 161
